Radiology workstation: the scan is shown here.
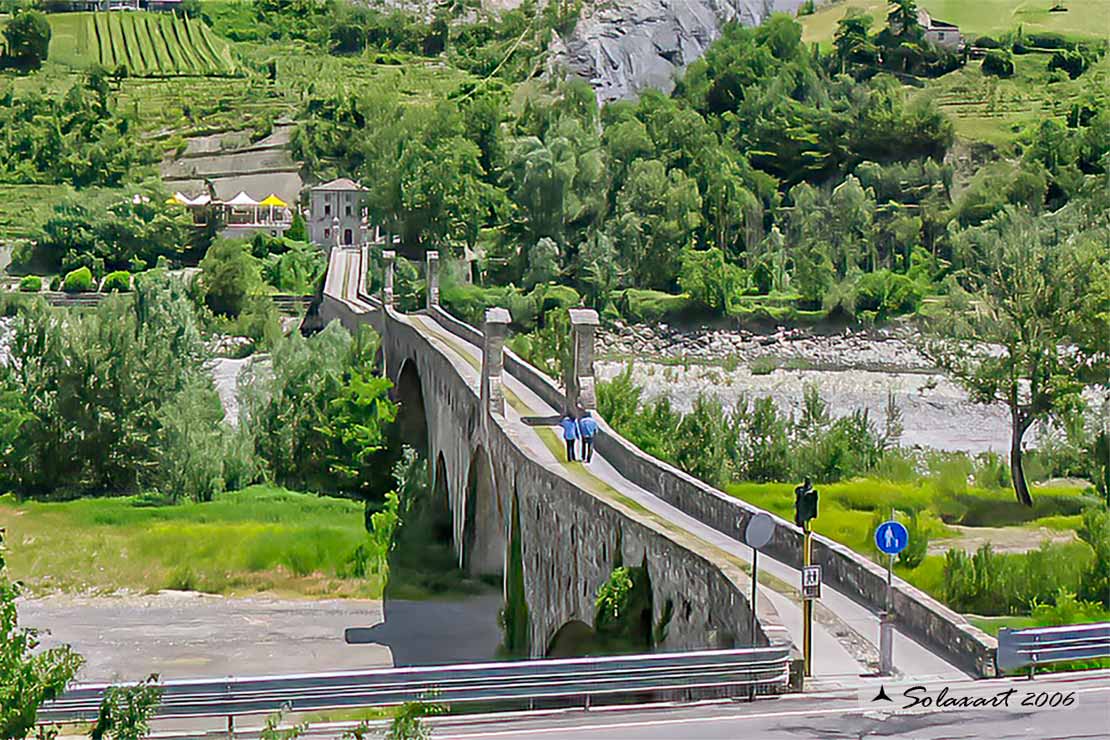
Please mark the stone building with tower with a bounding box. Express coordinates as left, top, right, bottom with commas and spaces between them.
308, 178, 368, 248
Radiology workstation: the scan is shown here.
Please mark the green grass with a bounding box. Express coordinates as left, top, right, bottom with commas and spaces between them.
801, 0, 1110, 44
0, 485, 379, 598
0, 184, 72, 242
725, 477, 1094, 559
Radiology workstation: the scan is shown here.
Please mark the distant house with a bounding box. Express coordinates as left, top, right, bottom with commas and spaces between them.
55, 0, 179, 12
309, 178, 368, 248
917, 9, 961, 50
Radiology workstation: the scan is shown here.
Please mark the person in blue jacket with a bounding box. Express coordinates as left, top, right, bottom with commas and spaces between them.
559, 415, 579, 462
578, 411, 598, 463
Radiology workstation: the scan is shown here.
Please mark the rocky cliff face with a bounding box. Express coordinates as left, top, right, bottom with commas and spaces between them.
552, 0, 807, 102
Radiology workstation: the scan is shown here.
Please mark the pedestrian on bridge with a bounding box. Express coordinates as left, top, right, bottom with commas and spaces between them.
578, 411, 598, 463
559, 415, 579, 462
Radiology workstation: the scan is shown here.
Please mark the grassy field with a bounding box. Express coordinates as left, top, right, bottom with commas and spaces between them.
0, 485, 380, 598
48, 12, 240, 77
725, 477, 1094, 555
801, 0, 1110, 44
931, 51, 1109, 148
0, 184, 72, 241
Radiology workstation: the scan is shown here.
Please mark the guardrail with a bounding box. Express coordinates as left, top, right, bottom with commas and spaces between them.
39, 647, 792, 724
996, 622, 1110, 676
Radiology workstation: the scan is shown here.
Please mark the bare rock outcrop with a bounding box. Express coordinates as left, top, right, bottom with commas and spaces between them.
553, 0, 808, 102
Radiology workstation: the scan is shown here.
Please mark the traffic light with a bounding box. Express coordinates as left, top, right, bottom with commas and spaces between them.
794, 480, 819, 529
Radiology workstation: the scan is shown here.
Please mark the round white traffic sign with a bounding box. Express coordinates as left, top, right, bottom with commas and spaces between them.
744, 512, 775, 550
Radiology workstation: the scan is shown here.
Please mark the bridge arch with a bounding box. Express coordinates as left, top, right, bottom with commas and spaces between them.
546, 620, 597, 658
462, 446, 505, 578
394, 358, 429, 454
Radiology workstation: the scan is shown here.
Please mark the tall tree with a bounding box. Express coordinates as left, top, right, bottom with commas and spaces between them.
833, 11, 875, 75
887, 0, 921, 39
927, 207, 1110, 506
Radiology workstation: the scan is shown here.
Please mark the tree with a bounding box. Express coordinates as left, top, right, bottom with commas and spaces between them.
199, 239, 262, 317
834, 11, 876, 75
887, 0, 921, 40
927, 207, 1110, 506
89, 675, 163, 740
613, 159, 702, 289
3, 10, 51, 67
1, 530, 85, 740
678, 247, 748, 314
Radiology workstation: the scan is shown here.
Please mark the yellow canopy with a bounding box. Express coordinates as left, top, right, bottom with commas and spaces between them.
259, 194, 288, 208
165, 197, 183, 206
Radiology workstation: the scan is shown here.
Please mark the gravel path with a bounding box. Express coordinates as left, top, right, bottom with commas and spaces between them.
18, 591, 503, 683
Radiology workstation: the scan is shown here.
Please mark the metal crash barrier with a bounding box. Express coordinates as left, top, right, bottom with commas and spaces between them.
996, 622, 1110, 675
39, 646, 794, 724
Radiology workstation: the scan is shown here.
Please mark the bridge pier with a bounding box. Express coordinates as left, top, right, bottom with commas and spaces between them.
481, 308, 511, 418
566, 308, 600, 415
381, 250, 395, 308
426, 251, 440, 310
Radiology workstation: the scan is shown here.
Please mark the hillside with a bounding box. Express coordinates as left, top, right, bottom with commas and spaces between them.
802, 0, 1110, 44
49, 11, 240, 76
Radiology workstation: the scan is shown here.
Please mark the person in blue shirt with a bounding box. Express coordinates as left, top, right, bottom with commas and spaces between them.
559, 415, 579, 461
578, 411, 599, 463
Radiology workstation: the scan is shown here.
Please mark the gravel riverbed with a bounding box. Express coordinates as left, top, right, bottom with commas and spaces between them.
597, 323, 1011, 454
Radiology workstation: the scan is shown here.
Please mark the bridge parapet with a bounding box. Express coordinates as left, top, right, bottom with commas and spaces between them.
381, 250, 396, 308
566, 308, 599, 416
481, 308, 510, 418
426, 251, 440, 310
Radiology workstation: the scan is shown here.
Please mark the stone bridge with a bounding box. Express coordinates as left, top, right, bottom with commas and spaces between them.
312, 246, 998, 678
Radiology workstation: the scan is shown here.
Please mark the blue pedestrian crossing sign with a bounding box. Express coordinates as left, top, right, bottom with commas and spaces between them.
875, 521, 909, 555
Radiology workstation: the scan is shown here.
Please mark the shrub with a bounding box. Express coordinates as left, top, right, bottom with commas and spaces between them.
101, 270, 131, 293
2, 10, 51, 66
898, 510, 929, 569
441, 283, 512, 327
1048, 49, 1089, 79
972, 451, 1011, 489
854, 270, 924, 318
974, 36, 1001, 49
1078, 508, 1110, 608
1026, 32, 1073, 50
750, 357, 777, 376
943, 542, 1092, 615
616, 289, 700, 323
982, 49, 1015, 78
18, 275, 41, 293
62, 266, 94, 293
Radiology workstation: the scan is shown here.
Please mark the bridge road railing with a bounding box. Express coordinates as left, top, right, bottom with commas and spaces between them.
38, 647, 794, 725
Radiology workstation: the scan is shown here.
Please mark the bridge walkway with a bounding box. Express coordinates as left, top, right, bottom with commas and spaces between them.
404, 312, 965, 682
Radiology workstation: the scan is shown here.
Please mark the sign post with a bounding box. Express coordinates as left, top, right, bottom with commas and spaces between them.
743, 513, 774, 700
874, 516, 909, 676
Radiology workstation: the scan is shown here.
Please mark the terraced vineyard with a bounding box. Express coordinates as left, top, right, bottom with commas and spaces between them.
68, 12, 240, 77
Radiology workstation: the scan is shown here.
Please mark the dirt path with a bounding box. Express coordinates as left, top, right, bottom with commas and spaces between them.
929, 525, 1080, 556
18, 591, 503, 683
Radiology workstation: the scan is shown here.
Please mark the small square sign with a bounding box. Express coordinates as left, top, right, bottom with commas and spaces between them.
802, 565, 822, 599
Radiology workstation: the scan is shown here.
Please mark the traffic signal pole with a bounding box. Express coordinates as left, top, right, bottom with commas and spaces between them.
803, 523, 813, 677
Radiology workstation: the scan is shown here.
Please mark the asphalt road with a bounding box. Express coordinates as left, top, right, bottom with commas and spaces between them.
377, 671, 1110, 740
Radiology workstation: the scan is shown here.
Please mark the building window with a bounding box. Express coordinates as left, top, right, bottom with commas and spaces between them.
324, 204, 331, 216
937, 32, 945, 40
324, 228, 330, 238
345, 204, 352, 217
